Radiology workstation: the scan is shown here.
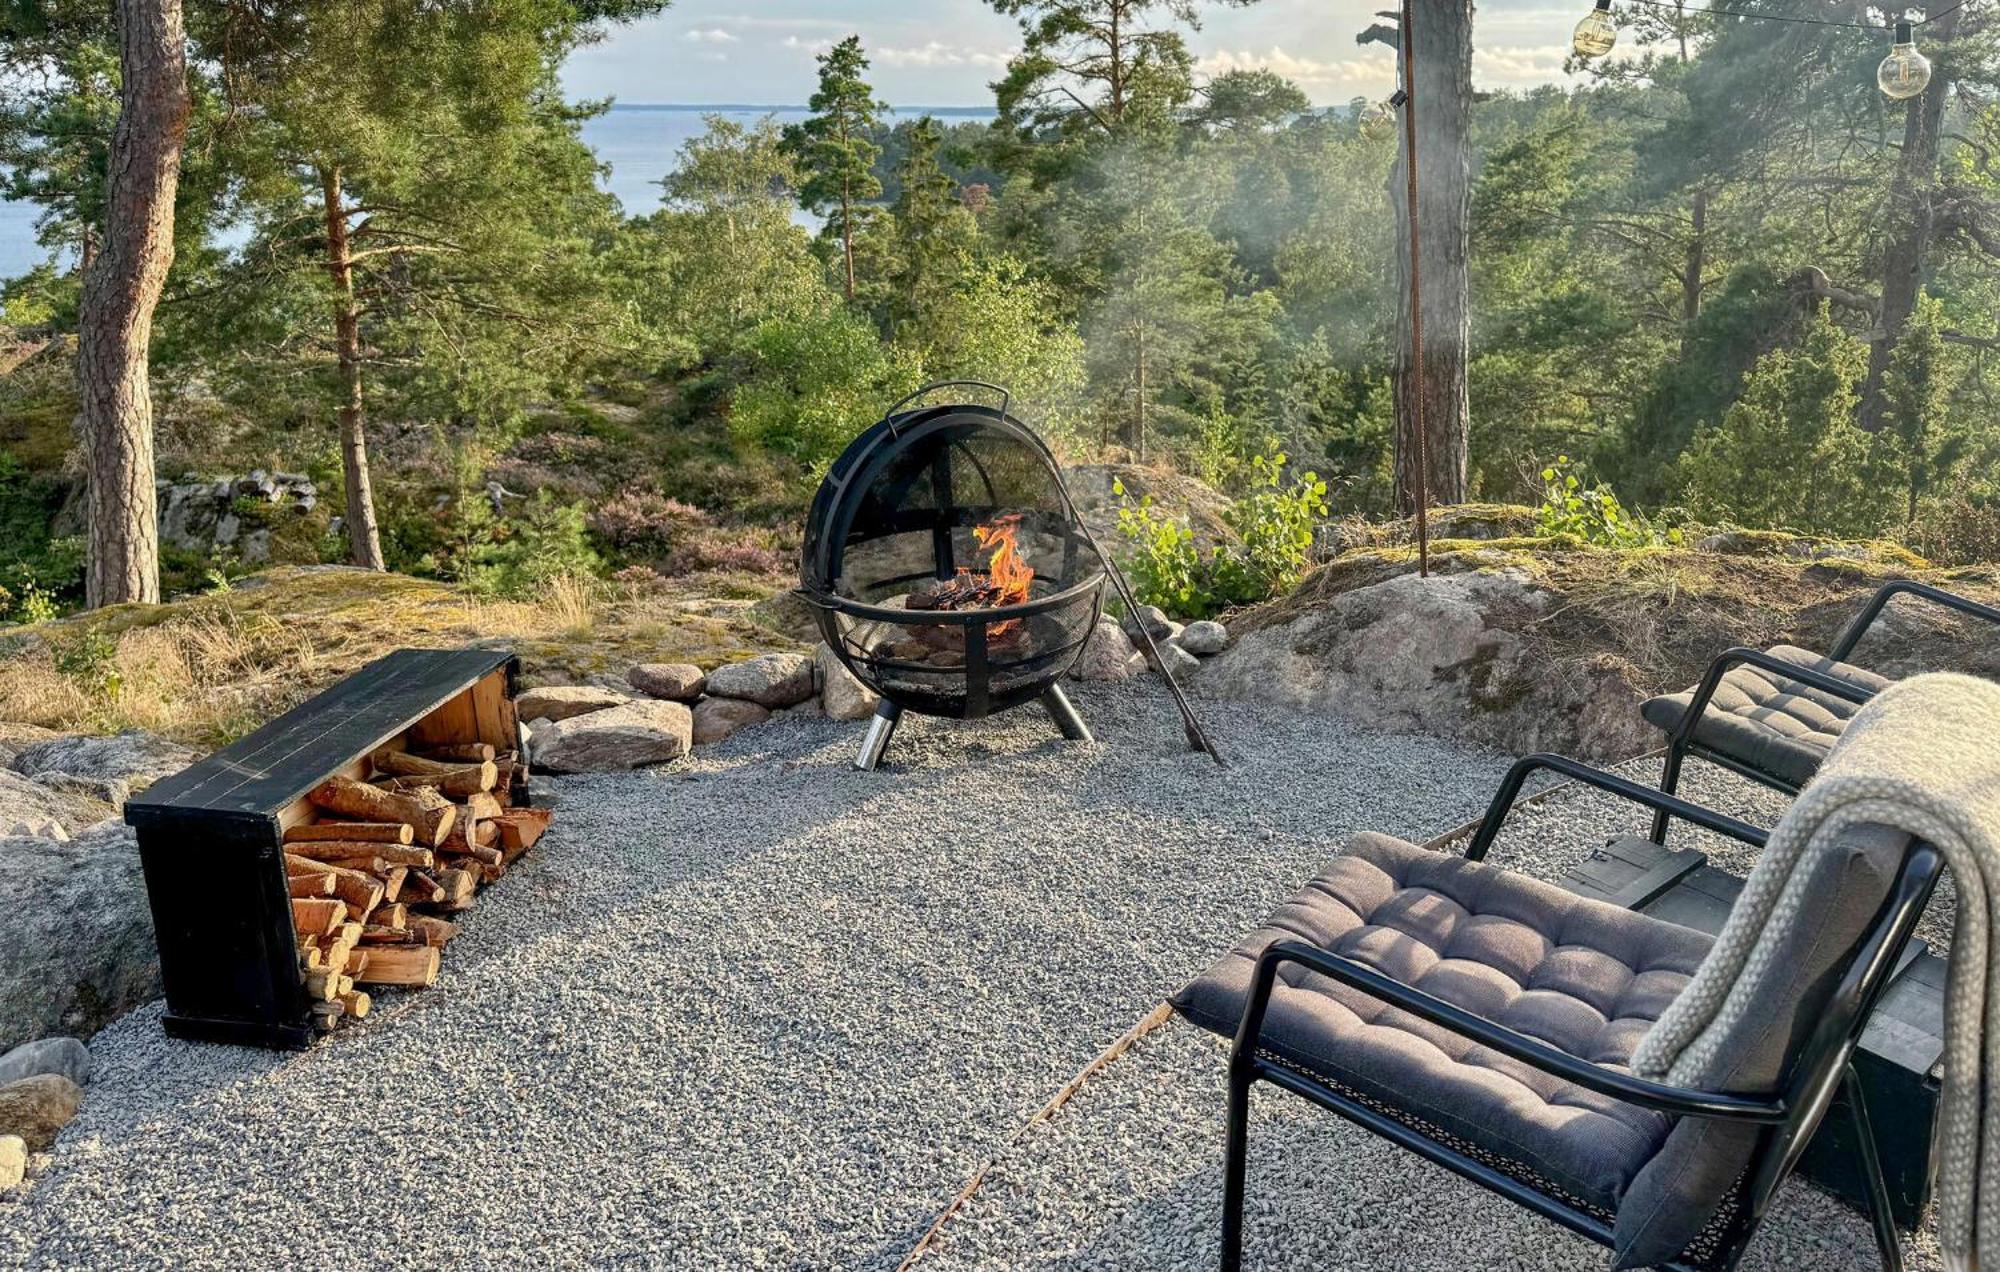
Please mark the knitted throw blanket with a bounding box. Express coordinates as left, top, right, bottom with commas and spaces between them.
1631, 672, 2000, 1272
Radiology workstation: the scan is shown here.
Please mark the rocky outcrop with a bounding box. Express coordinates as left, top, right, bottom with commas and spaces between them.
1198, 567, 1655, 762
156, 471, 318, 565
11, 730, 198, 797
1064, 464, 1236, 550
706, 653, 816, 709
532, 701, 692, 773
0, 770, 112, 839
0, 820, 158, 1054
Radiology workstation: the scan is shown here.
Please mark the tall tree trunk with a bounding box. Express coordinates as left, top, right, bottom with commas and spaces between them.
318, 164, 384, 571
1133, 321, 1148, 462
74, 0, 189, 608
1680, 188, 1707, 347
840, 174, 855, 302
1861, 2, 1959, 432
1388, 0, 1472, 513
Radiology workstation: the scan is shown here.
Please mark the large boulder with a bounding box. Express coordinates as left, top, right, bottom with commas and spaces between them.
0, 818, 157, 1055
0, 1037, 91, 1087
627, 662, 706, 703
515, 684, 632, 723
0, 1074, 82, 1152
692, 697, 772, 746
706, 653, 816, 709
815, 645, 879, 721
1179, 619, 1229, 656
1071, 618, 1135, 683
532, 700, 692, 773
1199, 567, 1655, 762
10, 730, 197, 796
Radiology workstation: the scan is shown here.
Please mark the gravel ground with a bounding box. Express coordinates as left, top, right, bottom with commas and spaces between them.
0, 684, 1518, 1270
918, 755, 1952, 1271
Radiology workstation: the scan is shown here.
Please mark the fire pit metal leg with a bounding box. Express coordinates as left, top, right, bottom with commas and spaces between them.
855, 701, 903, 772
1040, 683, 1093, 743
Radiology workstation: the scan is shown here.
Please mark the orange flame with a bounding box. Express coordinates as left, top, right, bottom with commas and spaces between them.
970, 514, 1033, 608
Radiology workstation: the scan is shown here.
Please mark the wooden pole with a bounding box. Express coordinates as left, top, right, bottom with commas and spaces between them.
1399, 0, 1432, 578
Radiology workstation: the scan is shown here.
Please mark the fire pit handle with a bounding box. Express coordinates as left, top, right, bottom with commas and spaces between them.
880, 380, 1012, 436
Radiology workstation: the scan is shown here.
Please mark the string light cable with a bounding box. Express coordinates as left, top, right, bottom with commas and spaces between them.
1569, 0, 1969, 97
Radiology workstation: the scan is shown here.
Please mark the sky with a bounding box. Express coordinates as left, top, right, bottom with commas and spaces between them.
561, 0, 1589, 107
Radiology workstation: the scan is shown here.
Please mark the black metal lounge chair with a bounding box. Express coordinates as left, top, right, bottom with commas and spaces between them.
1174, 754, 1942, 1271
1642, 580, 2000, 842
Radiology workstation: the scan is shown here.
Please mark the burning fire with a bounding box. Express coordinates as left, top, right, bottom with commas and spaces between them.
968, 514, 1033, 609
902, 514, 1038, 639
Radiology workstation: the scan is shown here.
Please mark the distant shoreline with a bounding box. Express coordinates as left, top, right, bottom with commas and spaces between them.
605, 103, 995, 116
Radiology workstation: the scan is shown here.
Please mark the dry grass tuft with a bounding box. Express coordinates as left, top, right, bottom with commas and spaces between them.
0, 565, 803, 747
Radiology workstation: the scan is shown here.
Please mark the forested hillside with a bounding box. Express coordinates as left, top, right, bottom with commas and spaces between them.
3, 0, 1997, 623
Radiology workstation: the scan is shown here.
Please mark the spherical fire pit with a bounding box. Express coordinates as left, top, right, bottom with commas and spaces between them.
799, 383, 1107, 769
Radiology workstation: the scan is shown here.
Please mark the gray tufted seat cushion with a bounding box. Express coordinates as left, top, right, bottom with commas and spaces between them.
1174, 832, 1714, 1214
1641, 645, 1889, 788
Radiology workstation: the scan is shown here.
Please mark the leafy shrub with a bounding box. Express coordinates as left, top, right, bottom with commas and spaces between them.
1113, 451, 1329, 618
729, 308, 920, 476
51, 629, 121, 699
1533, 456, 1671, 548
1907, 494, 2000, 567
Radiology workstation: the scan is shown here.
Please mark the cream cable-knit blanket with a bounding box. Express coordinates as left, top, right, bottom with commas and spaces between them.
1631, 672, 2000, 1272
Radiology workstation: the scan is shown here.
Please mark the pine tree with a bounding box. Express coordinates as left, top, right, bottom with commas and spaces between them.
884, 117, 976, 336
1880, 293, 1969, 524
785, 36, 884, 304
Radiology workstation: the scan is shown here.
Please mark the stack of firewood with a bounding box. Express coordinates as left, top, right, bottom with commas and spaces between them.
283, 741, 553, 1034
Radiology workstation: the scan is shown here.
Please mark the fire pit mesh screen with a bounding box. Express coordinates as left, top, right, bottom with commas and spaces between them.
802, 396, 1106, 721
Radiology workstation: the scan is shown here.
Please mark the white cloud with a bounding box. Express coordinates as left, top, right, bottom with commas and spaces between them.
873, 41, 1013, 70
782, 34, 838, 56
683, 27, 739, 44
1472, 44, 1575, 85
1196, 46, 1389, 93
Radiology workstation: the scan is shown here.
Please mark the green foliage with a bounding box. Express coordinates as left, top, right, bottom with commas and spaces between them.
784, 34, 885, 292
0, 452, 83, 618
1112, 451, 1327, 618
1878, 293, 1972, 524
1678, 307, 1894, 537
1533, 456, 1671, 547
730, 309, 921, 475
51, 627, 119, 698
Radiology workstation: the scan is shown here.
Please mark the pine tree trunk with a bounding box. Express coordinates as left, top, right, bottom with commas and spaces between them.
319, 165, 385, 570
1388, 0, 1472, 513
1861, 2, 1959, 432
841, 176, 855, 303
1680, 188, 1706, 345
74, 0, 189, 608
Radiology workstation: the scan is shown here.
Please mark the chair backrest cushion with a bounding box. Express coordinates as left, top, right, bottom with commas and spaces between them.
1612, 822, 1911, 1268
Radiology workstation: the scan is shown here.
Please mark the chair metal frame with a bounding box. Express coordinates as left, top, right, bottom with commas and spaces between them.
1221, 754, 1944, 1272
1651, 580, 2000, 843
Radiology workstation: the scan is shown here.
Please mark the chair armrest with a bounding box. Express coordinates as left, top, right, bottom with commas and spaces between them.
1231, 939, 1787, 1124
1463, 753, 1769, 863
1831, 579, 2000, 661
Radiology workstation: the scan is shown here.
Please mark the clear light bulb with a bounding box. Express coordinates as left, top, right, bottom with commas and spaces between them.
1878, 21, 1931, 100
1573, 0, 1617, 58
